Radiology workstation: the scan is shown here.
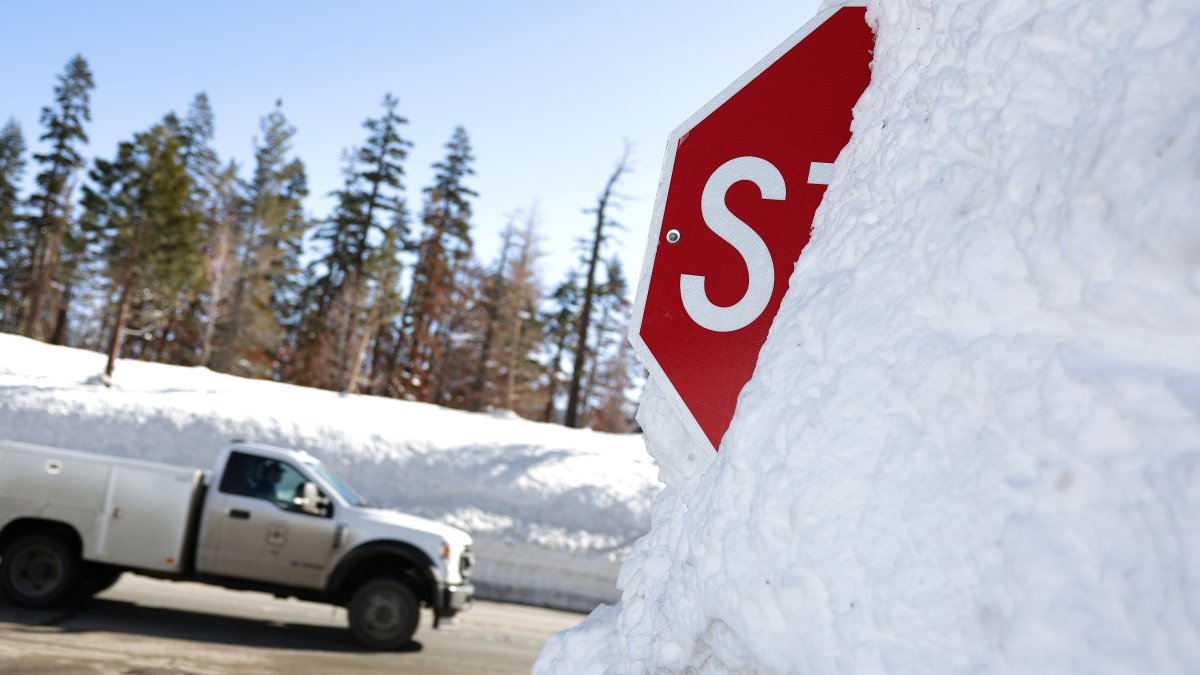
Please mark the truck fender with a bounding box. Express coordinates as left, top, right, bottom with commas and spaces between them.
0, 518, 83, 556
325, 540, 438, 604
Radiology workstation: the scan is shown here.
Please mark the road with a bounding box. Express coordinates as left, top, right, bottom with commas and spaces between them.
0, 574, 584, 674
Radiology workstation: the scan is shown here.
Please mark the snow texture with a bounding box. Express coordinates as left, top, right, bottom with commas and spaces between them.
537, 0, 1200, 672
0, 334, 660, 612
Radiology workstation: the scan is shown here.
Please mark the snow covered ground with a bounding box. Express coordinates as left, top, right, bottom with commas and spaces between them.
0, 333, 660, 612
538, 0, 1200, 672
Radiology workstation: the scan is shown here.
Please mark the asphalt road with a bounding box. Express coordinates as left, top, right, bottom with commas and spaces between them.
0, 574, 585, 674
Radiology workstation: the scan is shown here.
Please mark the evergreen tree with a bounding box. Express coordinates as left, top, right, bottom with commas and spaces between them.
158, 93, 222, 362
24, 54, 95, 340
565, 145, 630, 427
401, 126, 477, 401
215, 101, 308, 377
337, 94, 411, 391
430, 256, 487, 407
540, 274, 581, 423
469, 219, 517, 411
505, 214, 545, 415
296, 94, 411, 391
81, 124, 200, 381
470, 209, 543, 413
288, 160, 360, 388
171, 93, 218, 181
0, 119, 27, 329
197, 161, 243, 366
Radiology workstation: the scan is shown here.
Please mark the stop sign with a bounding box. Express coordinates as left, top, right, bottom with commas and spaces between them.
630, 3, 875, 456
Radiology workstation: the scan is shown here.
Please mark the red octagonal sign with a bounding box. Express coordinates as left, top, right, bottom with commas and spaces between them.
630, 2, 875, 456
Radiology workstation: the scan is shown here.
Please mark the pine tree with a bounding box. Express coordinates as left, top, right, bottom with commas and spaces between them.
157, 93, 222, 362
0, 119, 27, 329
215, 101, 308, 377
470, 209, 544, 413
540, 273, 581, 423
81, 124, 200, 381
401, 126, 477, 401
565, 145, 630, 427
505, 214, 545, 415
288, 161, 361, 388
172, 93, 218, 180
469, 219, 517, 411
429, 256, 487, 407
24, 54, 95, 340
337, 94, 411, 392
295, 94, 411, 391
198, 161, 243, 367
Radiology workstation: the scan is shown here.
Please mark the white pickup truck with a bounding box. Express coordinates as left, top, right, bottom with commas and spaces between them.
0, 438, 474, 649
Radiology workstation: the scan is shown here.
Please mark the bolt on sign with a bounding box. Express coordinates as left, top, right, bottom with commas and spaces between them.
630, 2, 876, 457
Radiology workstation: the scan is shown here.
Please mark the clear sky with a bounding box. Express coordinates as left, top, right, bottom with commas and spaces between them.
3, 0, 822, 291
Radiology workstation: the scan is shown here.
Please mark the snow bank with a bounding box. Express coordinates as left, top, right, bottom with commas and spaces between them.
0, 334, 660, 612
538, 0, 1200, 671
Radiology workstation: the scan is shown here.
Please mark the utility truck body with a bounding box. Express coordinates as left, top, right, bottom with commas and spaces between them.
0, 438, 474, 649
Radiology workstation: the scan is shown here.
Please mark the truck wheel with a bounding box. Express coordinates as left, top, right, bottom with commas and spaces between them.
348, 578, 419, 649
0, 532, 81, 607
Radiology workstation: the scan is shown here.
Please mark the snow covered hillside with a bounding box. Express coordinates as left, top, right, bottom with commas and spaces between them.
538, 0, 1200, 672
0, 333, 660, 612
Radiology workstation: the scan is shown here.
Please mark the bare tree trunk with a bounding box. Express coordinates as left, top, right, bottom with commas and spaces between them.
155, 306, 180, 363
337, 159, 384, 384
23, 220, 63, 340
200, 211, 233, 367
25, 179, 78, 340
344, 319, 378, 394
565, 146, 629, 428
343, 289, 380, 394
380, 323, 406, 397
49, 282, 72, 346
505, 309, 526, 411
104, 274, 134, 382
578, 306, 613, 428
215, 216, 258, 373
542, 322, 570, 423
404, 238, 440, 403
367, 328, 390, 395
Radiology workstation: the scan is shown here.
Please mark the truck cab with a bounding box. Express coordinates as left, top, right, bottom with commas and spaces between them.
194, 442, 475, 646
0, 439, 474, 650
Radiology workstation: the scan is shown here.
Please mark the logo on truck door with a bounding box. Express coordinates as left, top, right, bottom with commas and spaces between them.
266, 522, 288, 548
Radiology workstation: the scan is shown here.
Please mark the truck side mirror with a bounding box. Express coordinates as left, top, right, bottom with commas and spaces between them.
295, 481, 331, 516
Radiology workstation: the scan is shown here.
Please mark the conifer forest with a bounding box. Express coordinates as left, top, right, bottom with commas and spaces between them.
0, 55, 642, 432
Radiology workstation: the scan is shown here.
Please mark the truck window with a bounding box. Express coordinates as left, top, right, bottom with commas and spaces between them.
219, 451, 309, 510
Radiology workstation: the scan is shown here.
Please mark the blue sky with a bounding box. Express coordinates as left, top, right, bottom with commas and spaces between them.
2, 0, 821, 290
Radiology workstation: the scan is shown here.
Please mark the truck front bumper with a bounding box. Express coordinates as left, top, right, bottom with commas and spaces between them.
434, 582, 474, 627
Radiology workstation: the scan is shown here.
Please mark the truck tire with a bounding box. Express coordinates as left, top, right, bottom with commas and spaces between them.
348, 578, 419, 649
0, 532, 81, 607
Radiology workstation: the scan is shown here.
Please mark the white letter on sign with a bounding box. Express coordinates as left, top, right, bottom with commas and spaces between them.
680, 156, 784, 332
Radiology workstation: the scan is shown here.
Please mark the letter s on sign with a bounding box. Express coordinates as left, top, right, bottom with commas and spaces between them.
680, 156, 785, 332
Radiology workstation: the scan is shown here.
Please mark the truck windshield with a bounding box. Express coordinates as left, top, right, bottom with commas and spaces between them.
305, 461, 369, 507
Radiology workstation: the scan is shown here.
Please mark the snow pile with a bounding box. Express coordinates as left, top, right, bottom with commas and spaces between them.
0, 334, 660, 611
538, 0, 1200, 672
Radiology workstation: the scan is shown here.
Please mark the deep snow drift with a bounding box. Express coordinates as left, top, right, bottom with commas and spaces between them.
0, 334, 660, 611
537, 0, 1200, 672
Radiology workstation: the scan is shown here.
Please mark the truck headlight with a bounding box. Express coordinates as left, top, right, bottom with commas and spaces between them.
459, 546, 474, 579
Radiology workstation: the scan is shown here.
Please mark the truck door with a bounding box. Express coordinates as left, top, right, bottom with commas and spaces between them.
195, 452, 339, 590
